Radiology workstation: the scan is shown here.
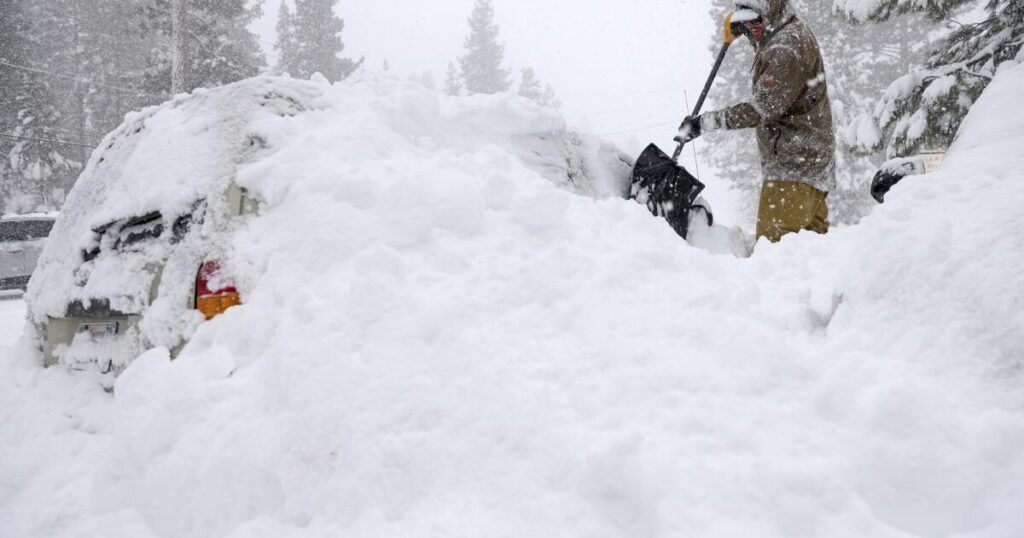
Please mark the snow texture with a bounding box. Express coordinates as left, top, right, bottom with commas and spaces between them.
875, 71, 929, 127
0, 298, 26, 345
844, 113, 882, 150
879, 156, 927, 176
3, 63, 1024, 537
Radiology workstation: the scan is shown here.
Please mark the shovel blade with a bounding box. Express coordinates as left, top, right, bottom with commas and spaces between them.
629, 143, 705, 239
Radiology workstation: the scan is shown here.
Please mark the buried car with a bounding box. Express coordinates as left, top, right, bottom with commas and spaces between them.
24, 75, 646, 380
25, 78, 323, 378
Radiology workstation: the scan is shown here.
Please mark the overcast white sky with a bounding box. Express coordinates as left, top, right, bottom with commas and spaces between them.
253, 0, 740, 217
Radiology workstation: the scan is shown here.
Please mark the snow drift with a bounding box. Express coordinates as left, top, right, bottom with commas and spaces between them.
2, 60, 1023, 538
25, 76, 633, 374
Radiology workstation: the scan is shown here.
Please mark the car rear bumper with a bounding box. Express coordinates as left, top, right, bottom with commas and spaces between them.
44, 315, 143, 368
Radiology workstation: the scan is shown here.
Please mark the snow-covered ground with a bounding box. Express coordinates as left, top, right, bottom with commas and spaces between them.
0, 296, 25, 346
1, 58, 1023, 538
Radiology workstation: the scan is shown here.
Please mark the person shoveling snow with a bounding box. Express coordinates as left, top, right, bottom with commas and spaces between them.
677, 0, 836, 243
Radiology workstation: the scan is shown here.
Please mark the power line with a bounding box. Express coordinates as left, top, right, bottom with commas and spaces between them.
0, 132, 97, 149
0, 61, 156, 97
683, 90, 701, 180
563, 88, 688, 99
598, 120, 678, 137
582, 100, 687, 119
0, 121, 100, 143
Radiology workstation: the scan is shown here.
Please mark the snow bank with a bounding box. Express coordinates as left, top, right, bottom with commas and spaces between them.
2, 64, 1024, 538
25, 75, 630, 371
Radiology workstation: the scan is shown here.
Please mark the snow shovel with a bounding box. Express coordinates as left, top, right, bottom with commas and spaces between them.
630, 14, 738, 239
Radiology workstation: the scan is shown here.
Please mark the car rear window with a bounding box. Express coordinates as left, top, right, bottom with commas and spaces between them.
0, 219, 55, 242
82, 203, 202, 262
114, 211, 164, 250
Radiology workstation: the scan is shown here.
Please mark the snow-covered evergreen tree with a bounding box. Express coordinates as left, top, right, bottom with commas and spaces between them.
458, 0, 511, 95
274, 1, 301, 76
444, 61, 463, 96
0, 0, 75, 213
517, 68, 561, 109
518, 68, 542, 100
292, 0, 362, 82
836, 0, 1024, 158
141, 0, 266, 96
541, 84, 561, 109
2, 0, 272, 211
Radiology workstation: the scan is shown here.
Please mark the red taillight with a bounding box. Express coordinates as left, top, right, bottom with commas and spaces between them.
195, 260, 240, 320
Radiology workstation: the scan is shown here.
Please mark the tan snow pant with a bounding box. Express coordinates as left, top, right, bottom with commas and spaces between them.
755, 180, 830, 243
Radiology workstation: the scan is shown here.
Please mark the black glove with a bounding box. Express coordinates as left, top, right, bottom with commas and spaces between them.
674, 115, 702, 144
870, 158, 925, 203
870, 170, 901, 204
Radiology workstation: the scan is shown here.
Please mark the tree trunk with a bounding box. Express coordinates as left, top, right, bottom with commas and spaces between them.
171, 0, 188, 94
898, 15, 910, 75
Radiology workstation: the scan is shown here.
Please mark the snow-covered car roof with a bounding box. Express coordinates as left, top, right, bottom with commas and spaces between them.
68, 77, 329, 232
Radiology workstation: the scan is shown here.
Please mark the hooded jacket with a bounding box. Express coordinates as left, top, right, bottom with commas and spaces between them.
711, 0, 836, 192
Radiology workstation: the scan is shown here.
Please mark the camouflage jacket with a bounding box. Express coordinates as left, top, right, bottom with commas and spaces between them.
717, 14, 836, 192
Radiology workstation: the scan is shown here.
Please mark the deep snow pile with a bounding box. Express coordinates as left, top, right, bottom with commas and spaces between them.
2, 62, 1023, 538
25, 75, 633, 372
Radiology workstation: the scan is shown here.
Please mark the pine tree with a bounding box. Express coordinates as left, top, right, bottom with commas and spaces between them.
275, 1, 301, 76
540, 85, 561, 110
0, 0, 74, 213
140, 0, 266, 97
517, 68, 561, 109
1, 0, 166, 212
31, 1, 143, 144
444, 61, 463, 96
518, 68, 542, 100
292, 0, 362, 82
458, 0, 511, 95
836, 0, 1024, 157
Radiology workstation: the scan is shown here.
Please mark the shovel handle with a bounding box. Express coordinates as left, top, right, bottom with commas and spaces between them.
673, 41, 731, 161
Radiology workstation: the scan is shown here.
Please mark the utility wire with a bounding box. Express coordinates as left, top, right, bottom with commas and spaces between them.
0, 121, 101, 143
598, 120, 678, 137
683, 90, 701, 180
582, 100, 688, 119
0, 132, 97, 149
562, 88, 689, 99
0, 61, 156, 97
